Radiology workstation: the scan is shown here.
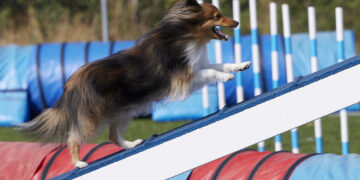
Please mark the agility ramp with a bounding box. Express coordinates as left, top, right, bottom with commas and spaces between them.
53, 55, 360, 180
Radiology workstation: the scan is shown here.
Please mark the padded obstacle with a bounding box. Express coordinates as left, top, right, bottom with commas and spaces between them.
172, 151, 360, 180
0, 41, 135, 126
2, 142, 360, 180
0, 142, 122, 180
49, 55, 360, 179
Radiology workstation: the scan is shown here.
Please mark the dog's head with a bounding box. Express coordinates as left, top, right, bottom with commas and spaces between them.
163, 0, 239, 41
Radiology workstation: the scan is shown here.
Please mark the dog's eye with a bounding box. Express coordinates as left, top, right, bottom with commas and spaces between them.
215, 14, 221, 19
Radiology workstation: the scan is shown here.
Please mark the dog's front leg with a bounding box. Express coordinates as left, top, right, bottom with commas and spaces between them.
204, 61, 251, 73
191, 69, 234, 91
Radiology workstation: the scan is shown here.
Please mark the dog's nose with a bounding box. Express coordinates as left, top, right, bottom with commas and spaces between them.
233, 21, 239, 27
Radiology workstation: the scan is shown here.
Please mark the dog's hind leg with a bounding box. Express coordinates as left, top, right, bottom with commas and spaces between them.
109, 119, 143, 149
68, 133, 88, 168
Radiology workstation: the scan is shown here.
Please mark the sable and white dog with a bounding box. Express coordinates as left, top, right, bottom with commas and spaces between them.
19, 0, 251, 168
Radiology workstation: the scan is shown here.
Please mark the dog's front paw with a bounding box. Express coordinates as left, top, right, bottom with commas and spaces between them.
217, 73, 234, 82
122, 139, 143, 149
239, 61, 251, 71
224, 62, 251, 72
232, 61, 251, 72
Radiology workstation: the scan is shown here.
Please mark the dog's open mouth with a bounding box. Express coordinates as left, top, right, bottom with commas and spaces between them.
211, 26, 229, 41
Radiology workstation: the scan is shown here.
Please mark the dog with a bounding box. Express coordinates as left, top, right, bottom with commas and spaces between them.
19, 0, 251, 168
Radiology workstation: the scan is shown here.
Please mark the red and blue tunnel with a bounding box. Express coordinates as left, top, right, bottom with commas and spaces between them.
1, 142, 359, 180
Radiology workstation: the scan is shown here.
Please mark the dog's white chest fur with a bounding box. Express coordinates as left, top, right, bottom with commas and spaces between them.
185, 41, 209, 72
167, 42, 208, 101
168, 41, 251, 102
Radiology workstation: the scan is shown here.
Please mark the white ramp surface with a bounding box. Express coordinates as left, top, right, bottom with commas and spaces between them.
53, 55, 360, 180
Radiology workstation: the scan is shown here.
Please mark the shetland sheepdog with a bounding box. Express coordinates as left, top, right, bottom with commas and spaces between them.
19, 0, 251, 168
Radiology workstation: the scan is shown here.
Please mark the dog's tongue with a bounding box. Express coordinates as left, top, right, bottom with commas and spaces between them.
215, 27, 229, 41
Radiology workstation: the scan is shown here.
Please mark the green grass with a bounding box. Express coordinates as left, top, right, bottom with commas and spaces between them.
0, 119, 189, 143
1, 115, 360, 154
248, 115, 360, 154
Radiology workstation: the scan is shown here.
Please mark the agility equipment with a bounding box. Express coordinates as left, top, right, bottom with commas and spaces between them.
50, 55, 360, 179
270, 2, 282, 152
2, 141, 360, 180
212, 0, 226, 110
0, 142, 121, 180
249, 0, 264, 152
281, 4, 299, 154
3, 55, 358, 179
0, 41, 135, 126
232, 0, 244, 104
336, 7, 349, 155
308, 6, 323, 154
172, 151, 360, 180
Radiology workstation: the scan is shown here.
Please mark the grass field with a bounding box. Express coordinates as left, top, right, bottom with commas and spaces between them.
1, 115, 360, 155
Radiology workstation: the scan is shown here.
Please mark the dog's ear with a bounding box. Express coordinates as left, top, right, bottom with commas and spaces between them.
185, 0, 200, 7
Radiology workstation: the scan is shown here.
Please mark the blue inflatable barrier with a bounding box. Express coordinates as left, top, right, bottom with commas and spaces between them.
64, 42, 87, 82
0, 90, 28, 126
0, 45, 31, 126
27, 41, 136, 117
0, 41, 137, 125
0, 45, 30, 90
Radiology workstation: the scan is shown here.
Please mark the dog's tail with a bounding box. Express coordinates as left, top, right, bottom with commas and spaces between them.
18, 108, 71, 143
